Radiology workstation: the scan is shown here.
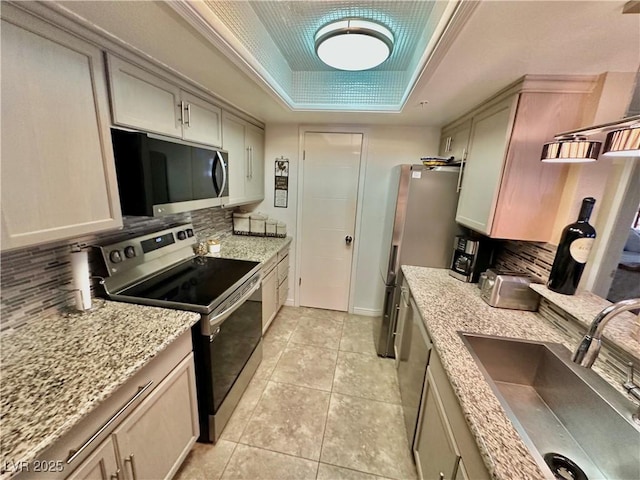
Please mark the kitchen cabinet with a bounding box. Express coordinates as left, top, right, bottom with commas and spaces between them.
112, 354, 199, 480
414, 369, 461, 480
222, 112, 265, 206
445, 76, 594, 242
66, 436, 119, 480
260, 245, 290, 334
413, 347, 490, 480
438, 119, 471, 164
19, 332, 198, 480
107, 54, 222, 148
397, 281, 432, 449
0, 5, 122, 251
261, 254, 279, 334
277, 248, 289, 309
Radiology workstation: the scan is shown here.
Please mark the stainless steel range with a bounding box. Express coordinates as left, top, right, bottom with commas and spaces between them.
94, 224, 262, 443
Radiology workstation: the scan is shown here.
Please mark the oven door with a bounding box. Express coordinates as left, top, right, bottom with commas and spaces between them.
192, 280, 262, 442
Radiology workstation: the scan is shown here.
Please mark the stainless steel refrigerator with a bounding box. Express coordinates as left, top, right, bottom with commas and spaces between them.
376, 164, 462, 357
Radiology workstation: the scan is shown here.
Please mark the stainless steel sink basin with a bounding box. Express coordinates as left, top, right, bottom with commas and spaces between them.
459, 333, 640, 480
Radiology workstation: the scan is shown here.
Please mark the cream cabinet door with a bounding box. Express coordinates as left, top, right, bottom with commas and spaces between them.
221, 113, 248, 206
414, 369, 462, 480
180, 91, 222, 148
67, 436, 119, 480
107, 54, 182, 138
245, 124, 265, 203
1, 9, 122, 251
113, 354, 198, 480
439, 119, 472, 163
455, 97, 517, 235
262, 266, 278, 334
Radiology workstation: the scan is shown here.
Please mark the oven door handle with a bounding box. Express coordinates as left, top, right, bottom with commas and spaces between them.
202, 279, 260, 336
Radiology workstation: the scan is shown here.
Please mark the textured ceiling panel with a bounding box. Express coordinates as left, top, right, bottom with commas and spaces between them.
200, 1, 455, 110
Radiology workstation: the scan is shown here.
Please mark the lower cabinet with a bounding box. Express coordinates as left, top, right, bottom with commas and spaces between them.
67, 437, 119, 480
414, 369, 461, 480
261, 245, 290, 334
261, 260, 279, 334
413, 348, 490, 480
111, 354, 198, 480
20, 332, 198, 480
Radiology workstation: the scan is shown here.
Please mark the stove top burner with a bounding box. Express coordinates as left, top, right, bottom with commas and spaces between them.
115, 256, 260, 314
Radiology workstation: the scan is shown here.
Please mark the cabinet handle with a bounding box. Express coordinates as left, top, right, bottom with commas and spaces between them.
246, 147, 251, 179
456, 148, 467, 193
66, 381, 153, 464
110, 468, 121, 480
445, 136, 452, 153
125, 454, 138, 480
186, 103, 191, 127
439, 473, 445, 480
250, 146, 253, 179
179, 101, 186, 125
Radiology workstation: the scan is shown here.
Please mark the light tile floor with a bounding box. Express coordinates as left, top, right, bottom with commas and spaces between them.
175, 306, 417, 480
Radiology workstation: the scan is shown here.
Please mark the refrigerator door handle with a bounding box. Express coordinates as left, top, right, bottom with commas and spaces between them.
388, 244, 399, 277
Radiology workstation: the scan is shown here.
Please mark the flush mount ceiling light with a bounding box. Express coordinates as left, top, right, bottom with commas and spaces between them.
315, 19, 394, 71
541, 136, 601, 163
602, 126, 640, 157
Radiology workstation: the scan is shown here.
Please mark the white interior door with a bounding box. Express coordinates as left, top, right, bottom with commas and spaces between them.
299, 132, 362, 311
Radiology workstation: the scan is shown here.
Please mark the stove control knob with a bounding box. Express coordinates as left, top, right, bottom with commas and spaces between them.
186, 228, 194, 237
177, 230, 187, 241
124, 246, 136, 259
109, 250, 123, 264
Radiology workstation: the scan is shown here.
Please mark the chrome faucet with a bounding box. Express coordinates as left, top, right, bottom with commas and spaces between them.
572, 297, 640, 368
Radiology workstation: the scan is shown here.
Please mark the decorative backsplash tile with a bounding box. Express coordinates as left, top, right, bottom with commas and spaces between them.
494, 240, 557, 283
1, 208, 232, 333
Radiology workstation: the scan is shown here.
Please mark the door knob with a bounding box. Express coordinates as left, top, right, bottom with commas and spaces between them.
345, 235, 353, 245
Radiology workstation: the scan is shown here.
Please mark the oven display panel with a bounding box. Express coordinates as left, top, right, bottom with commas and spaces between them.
141, 233, 175, 253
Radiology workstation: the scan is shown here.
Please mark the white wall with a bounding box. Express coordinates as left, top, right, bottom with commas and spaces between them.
258, 123, 441, 315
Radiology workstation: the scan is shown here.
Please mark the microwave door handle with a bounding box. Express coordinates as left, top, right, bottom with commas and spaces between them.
217, 151, 227, 198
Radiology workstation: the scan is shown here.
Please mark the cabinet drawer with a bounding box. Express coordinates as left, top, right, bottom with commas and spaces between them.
277, 254, 289, 285
262, 254, 278, 276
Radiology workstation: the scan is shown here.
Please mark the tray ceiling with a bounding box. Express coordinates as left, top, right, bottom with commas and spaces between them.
172, 1, 460, 111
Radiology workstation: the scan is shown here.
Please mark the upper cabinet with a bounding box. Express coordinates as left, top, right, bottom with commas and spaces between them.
222, 112, 265, 207
107, 54, 222, 148
1, 5, 122, 251
443, 76, 595, 242
438, 119, 472, 164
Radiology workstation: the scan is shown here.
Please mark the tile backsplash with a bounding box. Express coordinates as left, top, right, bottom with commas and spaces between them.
1, 207, 232, 332
494, 240, 558, 283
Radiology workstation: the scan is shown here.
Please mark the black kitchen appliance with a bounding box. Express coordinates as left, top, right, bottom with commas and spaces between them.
110, 129, 229, 216
449, 235, 495, 283
94, 224, 261, 443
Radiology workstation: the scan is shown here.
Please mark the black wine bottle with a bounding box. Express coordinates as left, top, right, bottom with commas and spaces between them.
547, 197, 596, 295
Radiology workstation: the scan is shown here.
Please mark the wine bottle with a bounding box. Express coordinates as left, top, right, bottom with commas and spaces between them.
547, 197, 596, 295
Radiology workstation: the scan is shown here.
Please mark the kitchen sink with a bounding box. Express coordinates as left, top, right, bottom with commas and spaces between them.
459, 333, 640, 480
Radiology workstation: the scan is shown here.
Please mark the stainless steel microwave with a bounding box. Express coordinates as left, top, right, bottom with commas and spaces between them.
111, 129, 229, 216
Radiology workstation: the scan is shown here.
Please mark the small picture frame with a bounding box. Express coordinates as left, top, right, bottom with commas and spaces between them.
274, 158, 289, 208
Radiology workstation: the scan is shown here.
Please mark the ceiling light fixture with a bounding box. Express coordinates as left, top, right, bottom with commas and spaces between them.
541, 136, 601, 163
602, 126, 640, 157
315, 19, 394, 71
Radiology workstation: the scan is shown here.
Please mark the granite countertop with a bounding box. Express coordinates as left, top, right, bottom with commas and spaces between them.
0, 301, 200, 477
217, 235, 292, 263
401, 266, 639, 480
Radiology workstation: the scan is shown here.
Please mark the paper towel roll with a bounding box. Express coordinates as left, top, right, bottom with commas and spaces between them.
71, 249, 92, 311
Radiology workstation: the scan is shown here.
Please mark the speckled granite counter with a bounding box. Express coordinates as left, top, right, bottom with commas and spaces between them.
0, 301, 200, 477
401, 266, 639, 480
216, 235, 292, 263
